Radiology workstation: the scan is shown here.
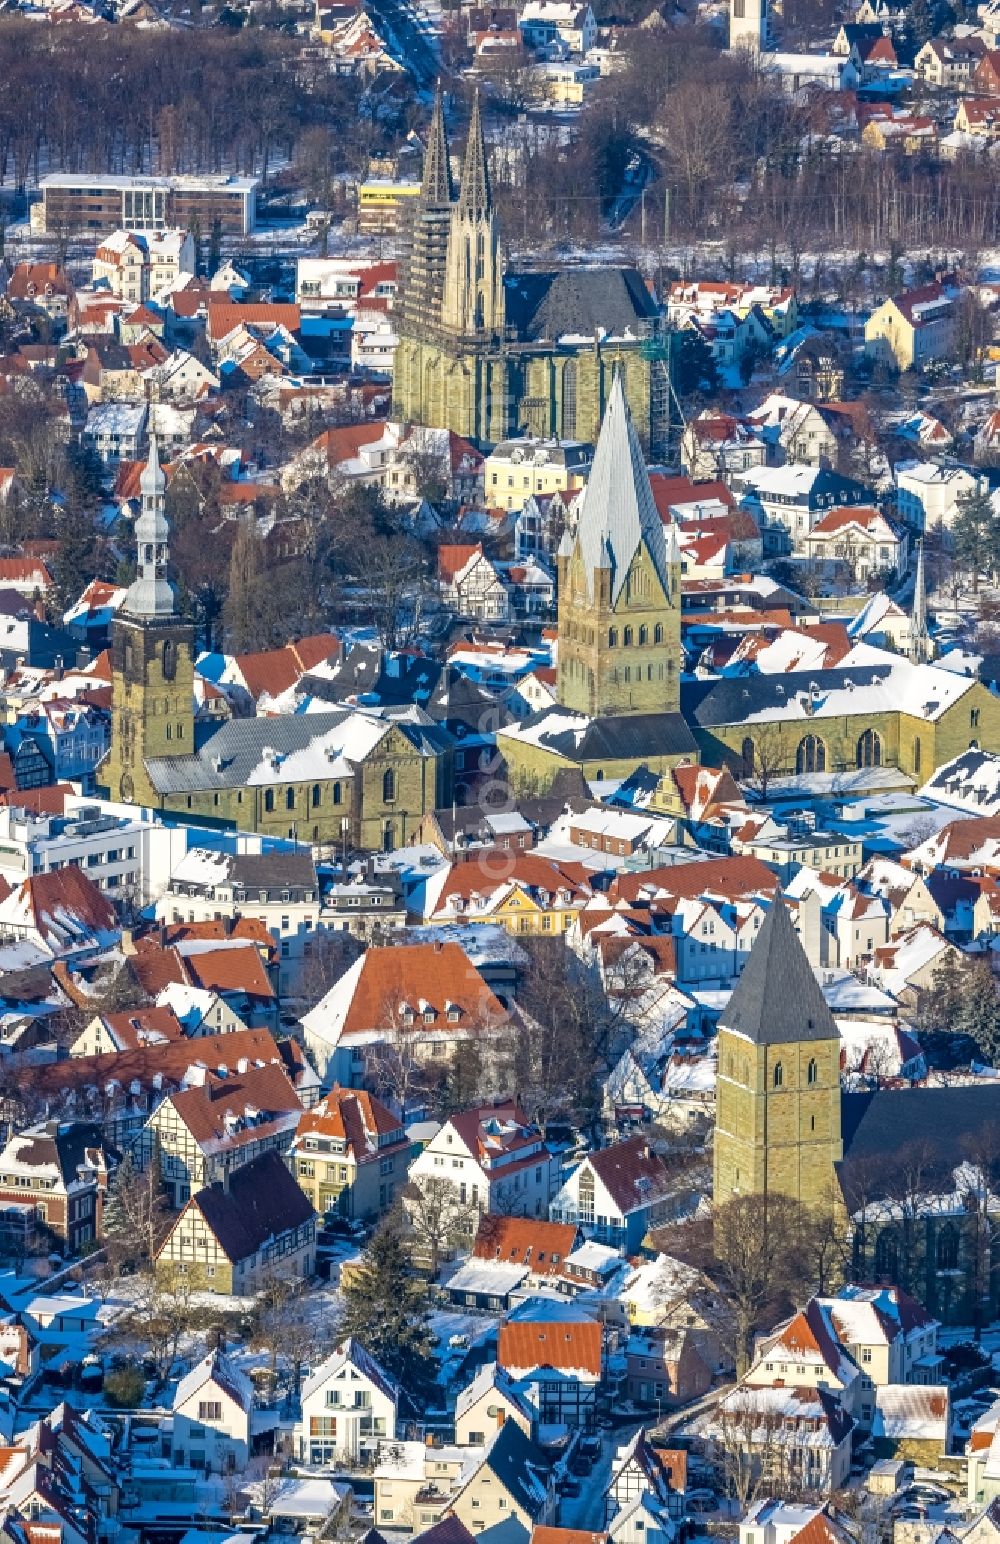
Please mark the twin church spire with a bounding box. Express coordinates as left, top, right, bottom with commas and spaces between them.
417, 86, 502, 340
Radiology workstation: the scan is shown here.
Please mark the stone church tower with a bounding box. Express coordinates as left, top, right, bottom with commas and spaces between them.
440, 91, 503, 340
556, 371, 681, 718
104, 438, 195, 807
713, 895, 843, 1214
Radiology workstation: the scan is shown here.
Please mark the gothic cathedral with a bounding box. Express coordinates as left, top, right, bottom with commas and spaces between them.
393, 89, 668, 451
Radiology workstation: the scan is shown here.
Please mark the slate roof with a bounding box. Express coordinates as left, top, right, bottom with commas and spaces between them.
504, 706, 697, 763
506, 265, 657, 343
572, 371, 672, 606
839, 1085, 1000, 1208
144, 709, 448, 794
182, 1148, 315, 1263
720, 894, 840, 1046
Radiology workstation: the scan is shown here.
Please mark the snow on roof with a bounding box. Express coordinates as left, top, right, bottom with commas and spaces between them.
447, 1260, 530, 1296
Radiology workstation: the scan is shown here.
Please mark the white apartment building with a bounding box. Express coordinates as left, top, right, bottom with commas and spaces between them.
0, 798, 186, 903
92, 229, 196, 304
894, 459, 986, 532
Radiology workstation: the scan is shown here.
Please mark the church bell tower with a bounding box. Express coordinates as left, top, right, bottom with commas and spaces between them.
104, 438, 195, 807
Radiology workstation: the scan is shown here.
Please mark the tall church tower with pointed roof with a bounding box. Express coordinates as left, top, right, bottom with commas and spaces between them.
556, 372, 681, 718
440, 90, 503, 340
104, 437, 195, 807
713, 894, 843, 1214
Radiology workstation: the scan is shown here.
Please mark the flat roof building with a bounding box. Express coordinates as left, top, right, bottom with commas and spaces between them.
34, 173, 259, 237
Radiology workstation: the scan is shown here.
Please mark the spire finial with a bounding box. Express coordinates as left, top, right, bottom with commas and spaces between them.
909, 537, 930, 664
458, 87, 491, 217
421, 81, 454, 206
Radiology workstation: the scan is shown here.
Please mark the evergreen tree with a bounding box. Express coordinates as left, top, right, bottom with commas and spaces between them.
952, 485, 996, 592
103, 1149, 170, 1270
338, 1220, 437, 1395
956, 960, 1000, 1067
208, 217, 223, 279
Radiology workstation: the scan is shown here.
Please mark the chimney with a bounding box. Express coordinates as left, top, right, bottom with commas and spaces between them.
158, 922, 167, 948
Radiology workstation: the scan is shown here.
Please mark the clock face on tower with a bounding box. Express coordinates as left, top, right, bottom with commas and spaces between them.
119, 773, 134, 802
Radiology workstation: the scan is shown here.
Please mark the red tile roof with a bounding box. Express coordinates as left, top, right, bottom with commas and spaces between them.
339, 942, 507, 1038
498, 1318, 602, 1378
473, 1214, 578, 1273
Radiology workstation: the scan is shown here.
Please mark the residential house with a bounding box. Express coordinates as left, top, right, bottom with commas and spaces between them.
154, 1148, 316, 1294
301, 941, 509, 1091
5, 264, 74, 323
895, 459, 987, 531
407, 1100, 557, 1221
605, 1429, 682, 1522
0, 866, 119, 965
680, 416, 768, 482
737, 465, 872, 555
865, 282, 960, 372
438, 545, 510, 622
973, 47, 1000, 93
449, 1420, 556, 1534
455, 1362, 537, 1445
374, 1443, 481, 1530
171, 1350, 253, 1474
914, 34, 984, 88
288, 1086, 409, 1221
802, 506, 907, 581
862, 115, 938, 153
624, 1324, 713, 1409
701, 1381, 855, 1492
485, 437, 592, 512
92, 229, 196, 303
424, 851, 594, 935
497, 1299, 603, 1431
69, 1005, 185, 1058
140, 1056, 303, 1206
549, 1136, 681, 1250
154, 847, 323, 997
0, 1121, 111, 1256
82, 402, 147, 467
519, 0, 597, 51
954, 98, 1000, 137
296, 1339, 398, 1464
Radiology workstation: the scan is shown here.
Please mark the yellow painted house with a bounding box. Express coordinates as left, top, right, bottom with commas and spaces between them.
427, 853, 594, 935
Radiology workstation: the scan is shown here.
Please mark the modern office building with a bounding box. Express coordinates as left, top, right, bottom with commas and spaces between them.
34, 173, 259, 237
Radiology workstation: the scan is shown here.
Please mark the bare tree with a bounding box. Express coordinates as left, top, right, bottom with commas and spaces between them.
740, 721, 787, 801
402, 1175, 479, 1276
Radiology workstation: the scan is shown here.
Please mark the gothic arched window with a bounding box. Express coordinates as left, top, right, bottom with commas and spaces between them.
623, 626, 633, 647
773, 1062, 783, 1088
857, 728, 882, 768
639, 625, 648, 645
264, 789, 274, 813
383, 769, 396, 804
162, 640, 175, 681
286, 787, 295, 811
609, 628, 618, 647
796, 734, 827, 775
807, 1057, 818, 1085
874, 1229, 899, 1281
654, 623, 663, 644
936, 1223, 959, 1273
